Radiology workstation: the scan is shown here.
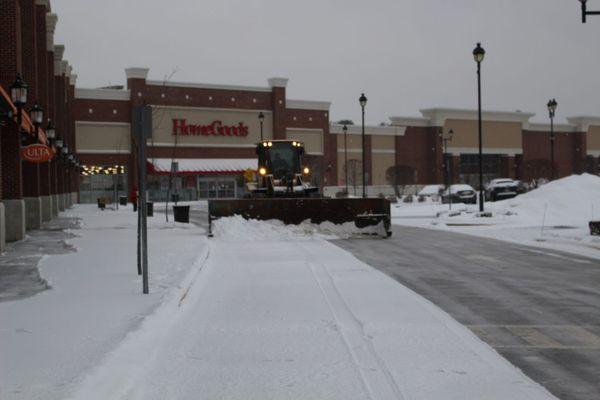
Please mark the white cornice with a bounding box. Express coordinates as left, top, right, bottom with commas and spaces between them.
61, 61, 69, 77
125, 67, 149, 80
77, 149, 131, 154
147, 142, 257, 149
287, 99, 331, 111
330, 123, 406, 136
268, 77, 289, 88
567, 116, 600, 131
45, 14, 57, 51
389, 116, 431, 127
76, 121, 130, 127
420, 108, 535, 127
149, 104, 272, 114
286, 127, 323, 133
447, 146, 522, 156
526, 122, 578, 132
146, 79, 272, 93
75, 88, 131, 101
70, 74, 78, 86
53, 44, 64, 60
35, 0, 50, 8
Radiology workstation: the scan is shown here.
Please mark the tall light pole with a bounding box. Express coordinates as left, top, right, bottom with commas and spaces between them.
580, 0, 600, 22
547, 99, 557, 180
258, 112, 265, 141
359, 93, 367, 198
343, 124, 349, 195
442, 129, 454, 210
473, 42, 486, 212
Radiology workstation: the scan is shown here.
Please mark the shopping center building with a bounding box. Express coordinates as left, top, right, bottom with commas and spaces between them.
2, 0, 600, 249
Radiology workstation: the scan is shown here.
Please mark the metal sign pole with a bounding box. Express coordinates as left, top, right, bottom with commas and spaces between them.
134, 105, 152, 294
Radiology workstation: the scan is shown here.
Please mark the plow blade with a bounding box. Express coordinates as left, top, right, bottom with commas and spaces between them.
208, 197, 391, 237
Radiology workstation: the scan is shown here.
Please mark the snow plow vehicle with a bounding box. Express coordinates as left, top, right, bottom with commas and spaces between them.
208, 139, 392, 237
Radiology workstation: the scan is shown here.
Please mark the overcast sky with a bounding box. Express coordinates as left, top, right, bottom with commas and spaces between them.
52, 0, 599, 125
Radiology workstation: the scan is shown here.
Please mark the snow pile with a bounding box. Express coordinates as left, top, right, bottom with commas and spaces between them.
393, 174, 600, 258
212, 215, 385, 240
488, 173, 600, 226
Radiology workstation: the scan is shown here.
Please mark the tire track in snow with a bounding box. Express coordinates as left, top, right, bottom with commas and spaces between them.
300, 243, 406, 400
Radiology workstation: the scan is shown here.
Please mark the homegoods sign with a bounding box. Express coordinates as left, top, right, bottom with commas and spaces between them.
172, 119, 249, 137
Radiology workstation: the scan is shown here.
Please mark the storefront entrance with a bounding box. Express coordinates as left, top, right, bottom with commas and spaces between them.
198, 178, 237, 199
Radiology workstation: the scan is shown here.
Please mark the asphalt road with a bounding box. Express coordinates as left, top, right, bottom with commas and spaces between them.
190, 208, 600, 400
334, 226, 600, 400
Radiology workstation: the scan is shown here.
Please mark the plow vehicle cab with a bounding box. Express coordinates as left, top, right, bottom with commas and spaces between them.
250, 140, 318, 197
208, 139, 392, 237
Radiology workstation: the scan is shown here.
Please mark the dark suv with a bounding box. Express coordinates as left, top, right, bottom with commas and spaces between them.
485, 178, 518, 201
441, 184, 477, 204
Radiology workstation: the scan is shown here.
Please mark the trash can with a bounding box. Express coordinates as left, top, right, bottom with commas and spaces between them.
590, 220, 600, 236
97, 198, 106, 210
119, 196, 128, 206
173, 205, 190, 223
146, 201, 154, 217
171, 193, 180, 204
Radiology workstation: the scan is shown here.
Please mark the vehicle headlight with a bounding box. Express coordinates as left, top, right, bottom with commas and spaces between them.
267, 141, 273, 147
292, 141, 297, 147
262, 142, 268, 147
259, 167, 267, 176
303, 167, 310, 175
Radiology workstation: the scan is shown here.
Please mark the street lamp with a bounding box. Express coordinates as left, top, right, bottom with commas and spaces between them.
547, 98, 557, 180
55, 137, 64, 149
442, 129, 454, 210
343, 124, 349, 195
46, 120, 55, 144
473, 42, 485, 212
22, 101, 44, 145
10, 74, 28, 127
580, 0, 600, 22
359, 93, 367, 198
258, 112, 264, 141
29, 102, 43, 136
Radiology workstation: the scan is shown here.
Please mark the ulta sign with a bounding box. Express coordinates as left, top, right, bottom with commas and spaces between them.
20, 144, 54, 163
172, 119, 249, 137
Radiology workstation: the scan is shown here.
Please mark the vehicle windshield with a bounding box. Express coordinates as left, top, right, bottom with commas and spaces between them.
266, 143, 299, 179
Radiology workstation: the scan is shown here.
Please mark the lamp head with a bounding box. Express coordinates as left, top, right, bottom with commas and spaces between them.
473, 42, 485, 63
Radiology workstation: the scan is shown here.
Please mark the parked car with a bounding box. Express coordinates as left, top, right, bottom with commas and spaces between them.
441, 184, 477, 204
417, 184, 444, 198
485, 178, 519, 201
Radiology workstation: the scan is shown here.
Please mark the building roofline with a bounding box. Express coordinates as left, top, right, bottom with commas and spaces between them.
75, 88, 131, 101
330, 123, 406, 136
419, 107, 535, 126
287, 99, 331, 111
146, 80, 272, 93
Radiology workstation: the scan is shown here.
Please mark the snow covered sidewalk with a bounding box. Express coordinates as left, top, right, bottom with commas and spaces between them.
0, 205, 208, 400
69, 234, 557, 400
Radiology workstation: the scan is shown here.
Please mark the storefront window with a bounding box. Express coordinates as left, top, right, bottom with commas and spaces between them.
459, 154, 501, 189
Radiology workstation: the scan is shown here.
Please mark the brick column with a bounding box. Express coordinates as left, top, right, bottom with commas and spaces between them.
1, 0, 26, 242
36, 3, 52, 221
500, 155, 516, 179
268, 78, 288, 140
